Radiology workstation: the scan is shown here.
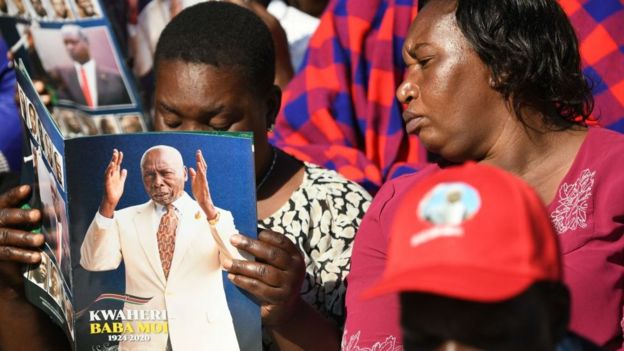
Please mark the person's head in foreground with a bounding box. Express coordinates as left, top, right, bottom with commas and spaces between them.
365, 163, 595, 351
153, 1, 279, 180
140, 145, 187, 207
398, 0, 593, 164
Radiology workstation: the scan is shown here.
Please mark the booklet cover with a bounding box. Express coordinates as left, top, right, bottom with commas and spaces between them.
1, 0, 149, 137
16, 60, 262, 351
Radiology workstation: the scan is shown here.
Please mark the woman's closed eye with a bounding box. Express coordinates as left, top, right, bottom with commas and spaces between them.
157, 104, 183, 129
209, 123, 232, 132
206, 114, 238, 132
162, 116, 182, 129
417, 56, 433, 68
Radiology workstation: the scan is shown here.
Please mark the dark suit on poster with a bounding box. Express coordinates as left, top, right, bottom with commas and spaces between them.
53, 65, 131, 107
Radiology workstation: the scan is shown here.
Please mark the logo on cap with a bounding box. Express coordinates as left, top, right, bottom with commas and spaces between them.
411, 182, 481, 247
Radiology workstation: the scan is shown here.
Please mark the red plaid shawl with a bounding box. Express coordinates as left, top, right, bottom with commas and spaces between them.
271, 0, 624, 194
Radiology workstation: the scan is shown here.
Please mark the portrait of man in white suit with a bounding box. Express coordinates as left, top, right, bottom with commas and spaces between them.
80, 145, 243, 351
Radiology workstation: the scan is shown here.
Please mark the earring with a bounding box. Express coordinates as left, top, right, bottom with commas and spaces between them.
488, 77, 496, 88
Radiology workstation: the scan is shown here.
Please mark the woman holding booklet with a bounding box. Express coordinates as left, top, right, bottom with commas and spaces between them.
150, 3, 371, 349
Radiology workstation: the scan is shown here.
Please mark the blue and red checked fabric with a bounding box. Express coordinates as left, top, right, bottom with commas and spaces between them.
270, 0, 421, 194
563, 0, 624, 132
271, 0, 624, 194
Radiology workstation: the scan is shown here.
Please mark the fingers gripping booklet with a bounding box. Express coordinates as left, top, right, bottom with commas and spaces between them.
16, 63, 261, 351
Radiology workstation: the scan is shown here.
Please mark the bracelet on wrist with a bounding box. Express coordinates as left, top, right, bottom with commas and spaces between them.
208, 210, 220, 226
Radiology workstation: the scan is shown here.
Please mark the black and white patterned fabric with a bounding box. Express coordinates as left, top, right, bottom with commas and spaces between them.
259, 162, 371, 347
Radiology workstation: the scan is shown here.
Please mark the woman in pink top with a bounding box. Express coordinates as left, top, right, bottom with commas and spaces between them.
343, 0, 624, 350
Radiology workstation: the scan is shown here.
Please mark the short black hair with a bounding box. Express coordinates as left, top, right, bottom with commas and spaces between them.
419, 0, 594, 129
400, 282, 570, 351
154, 1, 275, 96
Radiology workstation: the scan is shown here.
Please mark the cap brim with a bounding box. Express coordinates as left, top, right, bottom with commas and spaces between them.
362, 265, 539, 302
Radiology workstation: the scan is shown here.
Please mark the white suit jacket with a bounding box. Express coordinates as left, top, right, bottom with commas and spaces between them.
80, 192, 240, 351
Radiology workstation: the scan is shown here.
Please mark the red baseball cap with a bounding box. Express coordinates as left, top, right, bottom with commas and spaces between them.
364, 162, 561, 302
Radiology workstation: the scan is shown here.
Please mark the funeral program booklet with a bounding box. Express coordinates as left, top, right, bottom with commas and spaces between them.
16, 61, 262, 351
0, 0, 149, 138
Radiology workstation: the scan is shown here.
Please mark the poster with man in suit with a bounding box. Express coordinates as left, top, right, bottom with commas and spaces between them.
79, 145, 249, 350
51, 24, 131, 108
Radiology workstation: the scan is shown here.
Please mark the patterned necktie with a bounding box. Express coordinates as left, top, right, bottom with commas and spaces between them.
157, 204, 178, 279
79, 66, 94, 107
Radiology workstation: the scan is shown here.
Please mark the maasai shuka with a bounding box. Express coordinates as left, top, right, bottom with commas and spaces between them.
564, 0, 624, 132
271, 0, 624, 194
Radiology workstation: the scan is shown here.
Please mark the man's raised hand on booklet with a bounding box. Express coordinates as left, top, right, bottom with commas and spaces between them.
189, 149, 218, 221
99, 149, 127, 218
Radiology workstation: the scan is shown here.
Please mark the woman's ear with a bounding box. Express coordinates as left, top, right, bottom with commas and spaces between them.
265, 84, 282, 130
